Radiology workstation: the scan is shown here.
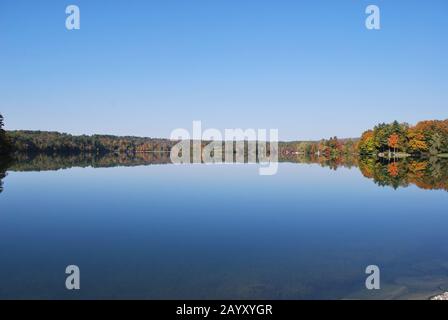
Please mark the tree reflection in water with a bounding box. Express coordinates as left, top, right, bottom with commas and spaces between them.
0, 156, 13, 194
359, 156, 448, 191
1, 152, 447, 193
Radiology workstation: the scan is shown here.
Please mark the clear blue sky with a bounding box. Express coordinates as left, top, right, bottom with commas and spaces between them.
0, 0, 447, 140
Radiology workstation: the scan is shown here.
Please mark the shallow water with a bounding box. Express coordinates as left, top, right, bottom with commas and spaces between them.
0, 159, 447, 299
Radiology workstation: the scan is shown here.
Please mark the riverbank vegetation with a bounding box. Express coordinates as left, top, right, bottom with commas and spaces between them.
1, 113, 447, 159
281, 137, 358, 158
358, 120, 448, 157
5, 129, 175, 154
0, 114, 11, 155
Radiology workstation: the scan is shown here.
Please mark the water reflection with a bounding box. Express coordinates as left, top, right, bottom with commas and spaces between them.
0, 156, 13, 194
1, 152, 448, 299
1, 152, 448, 193
359, 156, 448, 191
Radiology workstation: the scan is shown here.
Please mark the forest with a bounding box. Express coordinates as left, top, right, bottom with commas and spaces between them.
1, 113, 447, 158
358, 120, 448, 156
0, 114, 11, 155
280, 137, 358, 158
4, 129, 175, 154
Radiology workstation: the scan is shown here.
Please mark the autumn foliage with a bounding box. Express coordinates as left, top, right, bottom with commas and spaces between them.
358, 119, 448, 155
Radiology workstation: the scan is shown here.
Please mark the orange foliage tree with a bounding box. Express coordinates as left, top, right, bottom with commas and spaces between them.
387, 133, 400, 154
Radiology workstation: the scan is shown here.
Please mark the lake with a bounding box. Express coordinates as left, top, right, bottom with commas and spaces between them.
0, 154, 447, 299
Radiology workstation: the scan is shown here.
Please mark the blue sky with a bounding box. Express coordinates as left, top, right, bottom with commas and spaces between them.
0, 0, 447, 140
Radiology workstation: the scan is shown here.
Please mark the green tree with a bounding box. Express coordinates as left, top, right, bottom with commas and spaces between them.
358, 130, 376, 155
0, 113, 9, 154
429, 132, 443, 155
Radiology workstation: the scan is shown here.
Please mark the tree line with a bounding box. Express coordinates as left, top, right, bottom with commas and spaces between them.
0, 114, 11, 155
280, 137, 359, 159
358, 120, 448, 156
5, 129, 175, 154
1, 113, 447, 157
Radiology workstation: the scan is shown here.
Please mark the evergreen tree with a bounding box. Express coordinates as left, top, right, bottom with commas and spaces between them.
0, 113, 11, 154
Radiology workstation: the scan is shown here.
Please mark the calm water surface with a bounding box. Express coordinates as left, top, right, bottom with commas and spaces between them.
1, 161, 448, 299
